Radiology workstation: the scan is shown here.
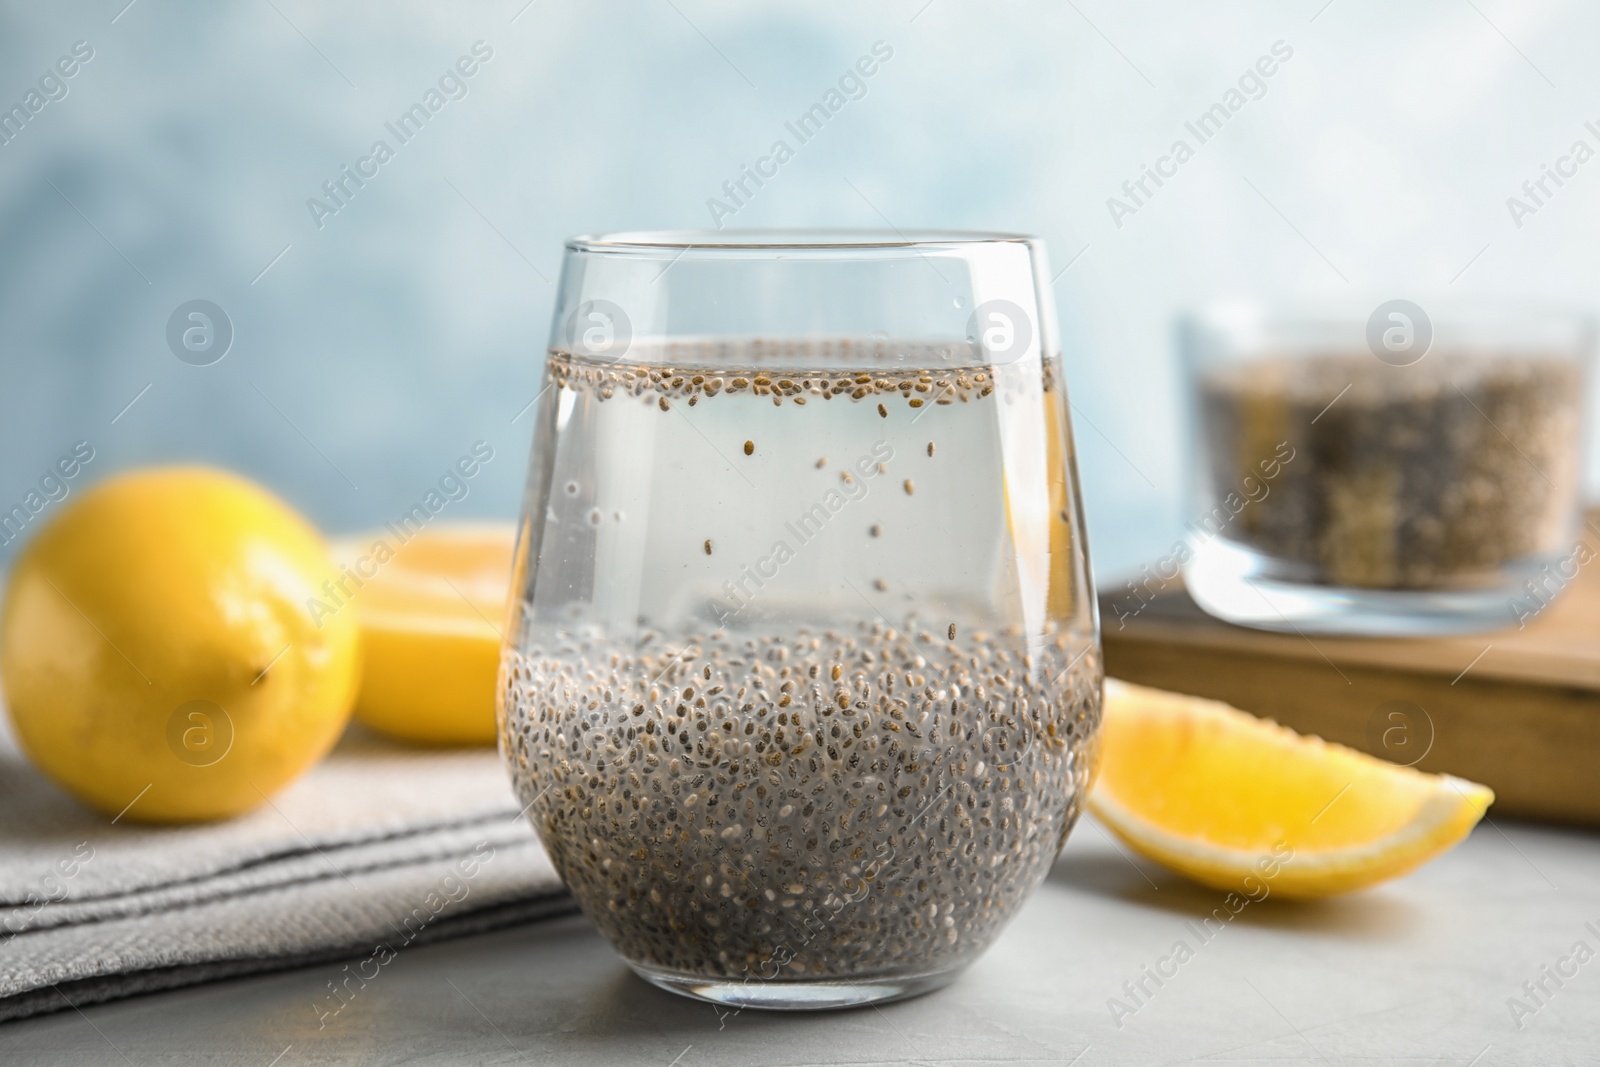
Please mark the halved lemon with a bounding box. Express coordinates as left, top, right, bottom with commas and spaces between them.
1088, 679, 1493, 898
334, 523, 515, 745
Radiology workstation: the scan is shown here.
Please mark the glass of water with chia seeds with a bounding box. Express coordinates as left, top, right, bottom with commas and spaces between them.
1181, 302, 1593, 635
498, 231, 1102, 1009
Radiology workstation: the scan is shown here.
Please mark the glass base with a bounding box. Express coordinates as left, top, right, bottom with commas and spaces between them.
1183, 536, 1550, 636
631, 962, 961, 1011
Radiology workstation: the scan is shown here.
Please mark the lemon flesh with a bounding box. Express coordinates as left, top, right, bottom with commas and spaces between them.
339, 523, 513, 746
1088, 679, 1494, 898
1, 467, 361, 823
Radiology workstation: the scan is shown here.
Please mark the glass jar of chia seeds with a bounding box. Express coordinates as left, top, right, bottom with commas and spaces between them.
1180, 301, 1594, 635
498, 231, 1102, 1009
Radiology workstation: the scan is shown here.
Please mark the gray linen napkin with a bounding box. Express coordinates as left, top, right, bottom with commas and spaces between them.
0, 712, 572, 1023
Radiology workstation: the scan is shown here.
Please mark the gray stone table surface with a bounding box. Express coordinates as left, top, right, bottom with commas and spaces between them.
1, 813, 1595, 1066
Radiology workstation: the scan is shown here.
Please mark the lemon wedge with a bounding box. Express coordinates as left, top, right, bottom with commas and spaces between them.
1087, 679, 1494, 898
336, 523, 514, 745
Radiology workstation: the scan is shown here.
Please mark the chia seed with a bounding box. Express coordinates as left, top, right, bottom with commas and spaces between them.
1200, 353, 1583, 588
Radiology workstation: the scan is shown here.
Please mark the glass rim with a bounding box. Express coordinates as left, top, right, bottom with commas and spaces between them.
1179, 298, 1597, 368
1181, 298, 1597, 331
566, 228, 1037, 254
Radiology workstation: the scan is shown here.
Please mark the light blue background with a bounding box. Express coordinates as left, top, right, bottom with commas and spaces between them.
3, 0, 1598, 582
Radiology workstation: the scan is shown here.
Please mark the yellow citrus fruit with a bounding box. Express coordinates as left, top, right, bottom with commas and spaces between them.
1, 467, 360, 823
1087, 679, 1493, 898
336, 523, 513, 746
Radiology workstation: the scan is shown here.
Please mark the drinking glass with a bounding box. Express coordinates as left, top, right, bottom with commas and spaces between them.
1180, 301, 1593, 635
499, 230, 1101, 1009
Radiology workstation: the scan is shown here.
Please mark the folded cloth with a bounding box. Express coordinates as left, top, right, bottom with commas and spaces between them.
0, 715, 573, 1023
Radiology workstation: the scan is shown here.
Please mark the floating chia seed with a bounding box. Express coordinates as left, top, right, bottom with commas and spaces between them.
513, 339, 1093, 986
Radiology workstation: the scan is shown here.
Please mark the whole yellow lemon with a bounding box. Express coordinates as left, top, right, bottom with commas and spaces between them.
1, 467, 360, 822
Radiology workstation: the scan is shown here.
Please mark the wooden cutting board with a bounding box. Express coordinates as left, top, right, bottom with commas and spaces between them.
1099, 512, 1600, 825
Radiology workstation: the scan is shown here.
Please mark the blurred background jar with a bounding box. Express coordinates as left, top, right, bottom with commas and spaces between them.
1179, 301, 1594, 636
